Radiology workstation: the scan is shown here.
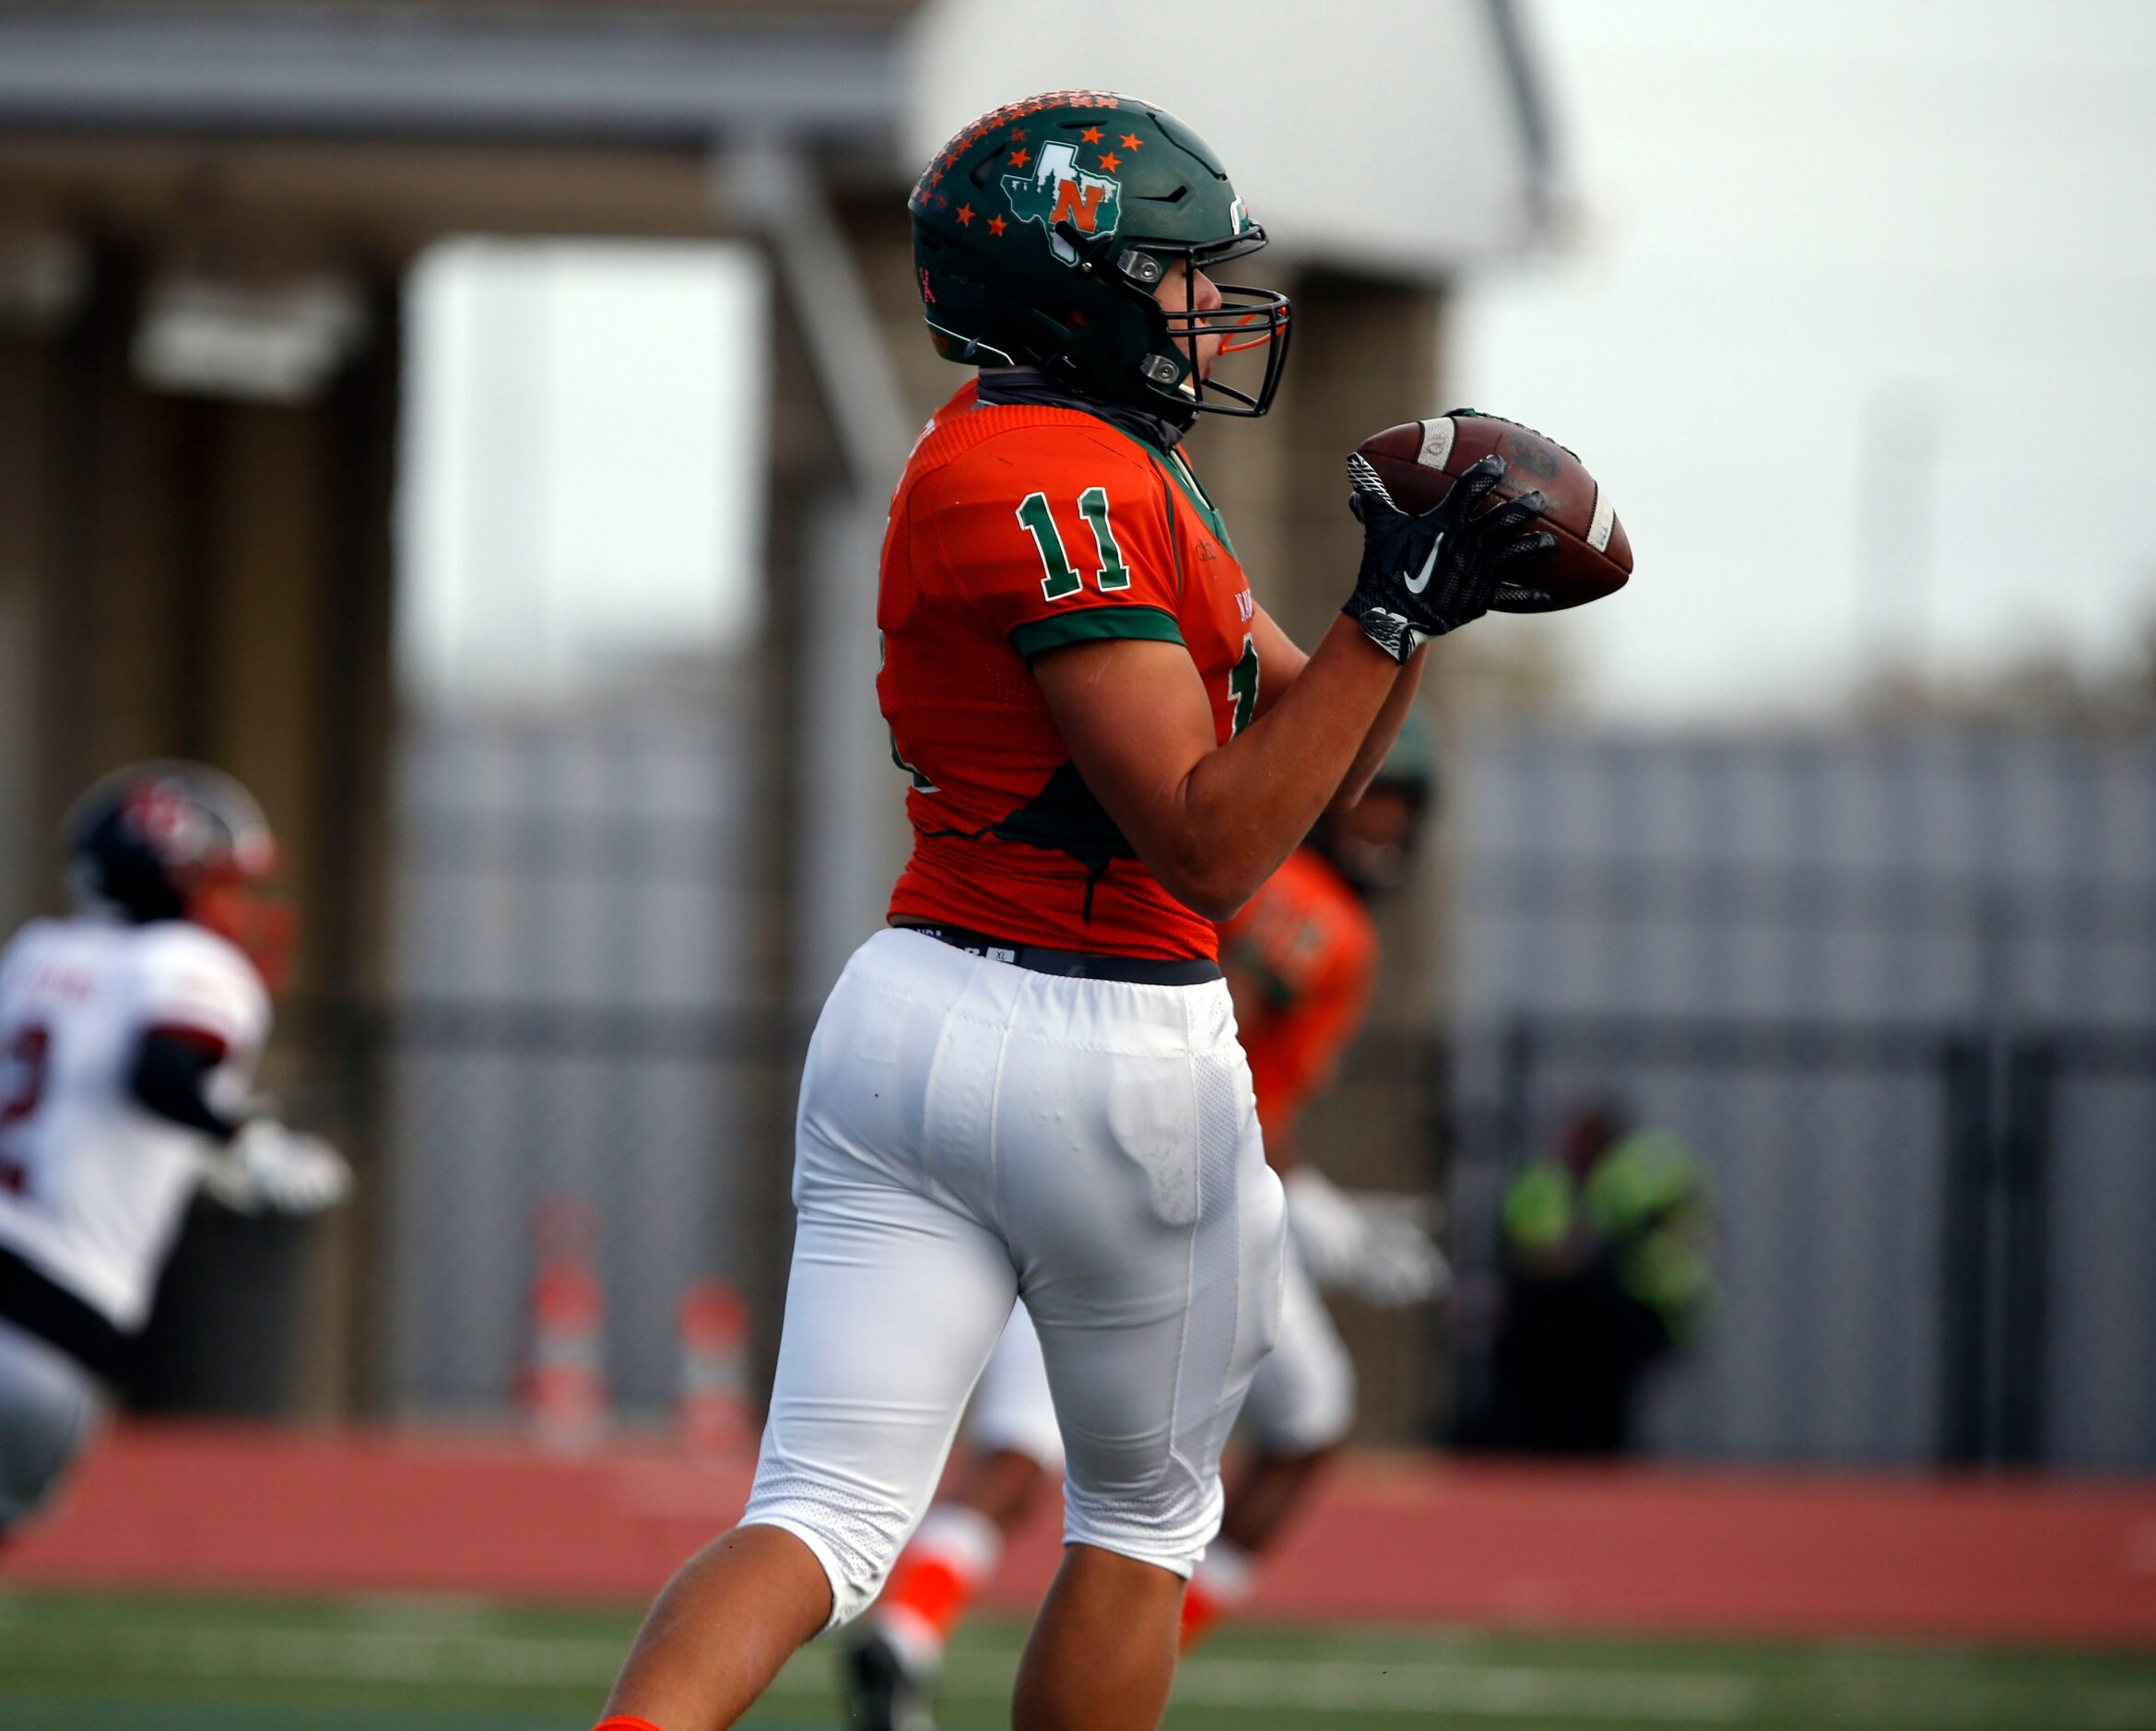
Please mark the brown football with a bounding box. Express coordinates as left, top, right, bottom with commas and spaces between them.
1355, 411, 1631, 612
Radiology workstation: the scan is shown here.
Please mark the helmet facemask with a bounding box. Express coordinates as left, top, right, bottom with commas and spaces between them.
190, 866, 297, 996
911, 95, 1293, 427
1061, 222, 1291, 423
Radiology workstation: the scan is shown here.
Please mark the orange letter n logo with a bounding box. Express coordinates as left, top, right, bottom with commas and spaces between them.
1004, 144, 1124, 264
1050, 178, 1109, 232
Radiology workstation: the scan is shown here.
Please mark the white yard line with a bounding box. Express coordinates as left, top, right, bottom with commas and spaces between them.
0, 1619, 2151, 1729
938, 1652, 1759, 1723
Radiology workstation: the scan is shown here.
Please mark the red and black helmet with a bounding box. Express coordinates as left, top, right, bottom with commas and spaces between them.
66, 761, 275, 924
67, 762, 295, 983
64, 762, 292, 985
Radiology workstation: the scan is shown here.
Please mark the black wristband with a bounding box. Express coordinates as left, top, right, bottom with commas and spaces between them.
1342, 600, 1428, 665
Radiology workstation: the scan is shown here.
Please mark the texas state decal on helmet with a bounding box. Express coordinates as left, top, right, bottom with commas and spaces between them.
1005, 139, 1123, 264
907, 90, 1291, 421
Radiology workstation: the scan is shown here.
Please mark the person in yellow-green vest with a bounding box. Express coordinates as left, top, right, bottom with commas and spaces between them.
1486, 1104, 1714, 1454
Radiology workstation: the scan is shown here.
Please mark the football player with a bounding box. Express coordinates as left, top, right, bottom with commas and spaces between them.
844, 735, 1446, 1730
597, 90, 1549, 1731
0, 762, 349, 1538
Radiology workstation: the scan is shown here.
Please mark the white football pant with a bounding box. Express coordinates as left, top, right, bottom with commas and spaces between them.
742, 929, 1285, 1626
0, 1317, 101, 1531
1238, 1244, 1357, 1456
971, 1236, 1355, 1473
966, 1297, 1067, 1470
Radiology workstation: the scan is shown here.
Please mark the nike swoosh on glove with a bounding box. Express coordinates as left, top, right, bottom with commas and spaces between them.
1340, 453, 1557, 663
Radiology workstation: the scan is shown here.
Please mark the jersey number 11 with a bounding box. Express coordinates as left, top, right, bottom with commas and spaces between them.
1017, 489, 1130, 600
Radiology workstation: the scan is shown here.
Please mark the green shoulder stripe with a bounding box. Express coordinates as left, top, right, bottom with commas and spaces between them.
1009, 605, 1184, 662
1096, 422, 1237, 555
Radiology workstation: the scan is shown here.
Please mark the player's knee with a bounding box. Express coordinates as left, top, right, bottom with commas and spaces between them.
1060, 1470, 1219, 1581
739, 1464, 919, 1628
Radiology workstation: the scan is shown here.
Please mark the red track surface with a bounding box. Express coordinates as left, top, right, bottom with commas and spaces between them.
9, 1423, 2156, 1645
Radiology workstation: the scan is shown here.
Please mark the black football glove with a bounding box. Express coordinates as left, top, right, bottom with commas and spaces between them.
1340, 453, 1557, 663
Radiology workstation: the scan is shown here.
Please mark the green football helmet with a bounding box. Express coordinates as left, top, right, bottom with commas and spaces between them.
910, 91, 1292, 423
1310, 713, 1436, 896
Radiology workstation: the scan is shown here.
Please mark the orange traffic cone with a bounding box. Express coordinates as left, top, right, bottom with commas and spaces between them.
525, 1195, 607, 1454
677, 1278, 750, 1459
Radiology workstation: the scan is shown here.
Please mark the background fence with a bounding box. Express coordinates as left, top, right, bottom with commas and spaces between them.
141, 723, 2156, 1469
1446, 1015, 2156, 1471
385, 1001, 792, 1419
1446, 728, 2156, 1472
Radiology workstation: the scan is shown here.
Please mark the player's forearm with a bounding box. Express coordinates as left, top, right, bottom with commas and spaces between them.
1161, 618, 1398, 916
1331, 650, 1426, 810
1248, 606, 1420, 809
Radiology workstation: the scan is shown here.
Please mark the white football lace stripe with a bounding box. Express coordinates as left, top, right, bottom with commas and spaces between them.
1586, 483, 1616, 552
1416, 417, 1456, 470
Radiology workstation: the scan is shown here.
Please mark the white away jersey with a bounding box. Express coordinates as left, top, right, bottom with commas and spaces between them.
0, 915, 270, 1330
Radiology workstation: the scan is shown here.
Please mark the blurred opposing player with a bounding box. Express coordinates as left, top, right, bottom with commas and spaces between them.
845, 736, 1446, 1729
597, 90, 1549, 1731
0, 763, 349, 1537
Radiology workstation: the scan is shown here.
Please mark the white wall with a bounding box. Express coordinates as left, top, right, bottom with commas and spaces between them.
905, 0, 1547, 278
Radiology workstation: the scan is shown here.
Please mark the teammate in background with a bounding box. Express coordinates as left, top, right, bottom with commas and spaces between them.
845, 736, 1447, 1731
1484, 1105, 1713, 1454
597, 90, 1550, 1731
0, 763, 350, 1537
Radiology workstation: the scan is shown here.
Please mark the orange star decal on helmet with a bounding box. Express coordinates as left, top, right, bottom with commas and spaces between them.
1008, 128, 1027, 141
987, 215, 1008, 236
956, 205, 974, 226
1119, 133, 1143, 150
1097, 151, 1122, 173
1007, 147, 1031, 171
1080, 126, 1103, 144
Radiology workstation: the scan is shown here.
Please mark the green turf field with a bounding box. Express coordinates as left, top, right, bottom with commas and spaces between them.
0, 1586, 2150, 1731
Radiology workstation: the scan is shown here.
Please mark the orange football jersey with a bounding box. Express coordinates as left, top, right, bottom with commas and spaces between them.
1217, 847, 1377, 1137
880, 381, 1261, 960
